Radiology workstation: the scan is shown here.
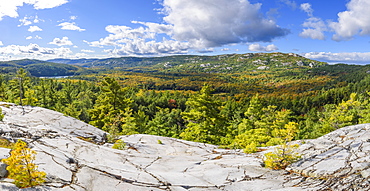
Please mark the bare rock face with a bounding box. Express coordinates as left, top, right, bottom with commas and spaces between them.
288, 124, 370, 190
0, 103, 368, 190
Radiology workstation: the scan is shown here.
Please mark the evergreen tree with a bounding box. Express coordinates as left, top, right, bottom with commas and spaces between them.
180, 84, 228, 145
146, 108, 184, 138
89, 77, 133, 133
10, 68, 30, 106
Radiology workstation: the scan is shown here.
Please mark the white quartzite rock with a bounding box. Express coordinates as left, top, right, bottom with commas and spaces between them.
0, 103, 368, 190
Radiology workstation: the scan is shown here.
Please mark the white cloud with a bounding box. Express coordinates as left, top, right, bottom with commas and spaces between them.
280, 0, 297, 9
26, 35, 42, 40
300, 17, 327, 40
162, 0, 289, 47
18, 15, 44, 27
85, 24, 191, 55
81, 49, 95, 53
131, 21, 173, 35
75, 53, 87, 58
57, 22, 85, 32
31, 0, 69, 10
103, 38, 191, 56
0, 43, 72, 60
70, 16, 77, 20
300, 3, 313, 17
248, 44, 278, 52
0, 41, 3, 46
197, 48, 214, 53
221, 48, 230, 51
86, 0, 288, 56
28, 26, 42, 32
18, 17, 32, 26
330, 0, 370, 41
33, 15, 42, 23
0, 1, 25, 20
304, 52, 370, 64
49, 37, 73, 46
299, 3, 327, 40
0, 0, 68, 21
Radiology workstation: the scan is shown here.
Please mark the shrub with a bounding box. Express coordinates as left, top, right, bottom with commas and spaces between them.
264, 122, 301, 170
0, 107, 4, 121
2, 140, 46, 188
0, 138, 14, 149
264, 143, 301, 170
112, 139, 126, 150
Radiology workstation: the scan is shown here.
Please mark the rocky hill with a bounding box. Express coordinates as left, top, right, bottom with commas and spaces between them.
0, 103, 368, 190
48, 53, 327, 73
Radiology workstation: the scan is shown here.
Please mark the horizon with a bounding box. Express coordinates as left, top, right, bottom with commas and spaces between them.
2, 51, 370, 66
1, 0, 370, 64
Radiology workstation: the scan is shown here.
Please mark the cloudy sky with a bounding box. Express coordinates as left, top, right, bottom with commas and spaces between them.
0, 0, 369, 64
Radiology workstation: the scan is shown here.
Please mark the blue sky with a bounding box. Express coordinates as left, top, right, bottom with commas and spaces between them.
0, 0, 369, 64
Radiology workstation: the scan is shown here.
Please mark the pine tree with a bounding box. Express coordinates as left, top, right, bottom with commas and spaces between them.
264, 122, 301, 170
10, 68, 31, 106
89, 77, 132, 131
180, 84, 227, 144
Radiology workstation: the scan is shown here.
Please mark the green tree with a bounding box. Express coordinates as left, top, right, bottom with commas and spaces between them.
146, 108, 184, 138
0, 75, 8, 101
180, 84, 228, 145
319, 93, 361, 135
100, 77, 126, 110
89, 78, 136, 134
119, 108, 138, 135
134, 110, 149, 134
232, 100, 296, 153
10, 68, 31, 106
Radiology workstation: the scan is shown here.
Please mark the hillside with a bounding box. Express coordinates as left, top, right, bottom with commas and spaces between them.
0, 59, 90, 77
60, 53, 370, 100
0, 103, 368, 190
48, 53, 327, 72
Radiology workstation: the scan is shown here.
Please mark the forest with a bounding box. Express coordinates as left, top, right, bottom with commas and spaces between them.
1, 52, 370, 153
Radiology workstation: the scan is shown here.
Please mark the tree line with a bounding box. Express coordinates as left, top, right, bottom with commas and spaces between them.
2, 68, 370, 152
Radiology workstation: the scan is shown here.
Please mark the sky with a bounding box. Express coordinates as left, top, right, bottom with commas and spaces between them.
0, 0, 369, 64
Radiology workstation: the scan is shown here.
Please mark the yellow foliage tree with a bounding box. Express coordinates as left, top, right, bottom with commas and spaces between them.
2, 140, 46, 188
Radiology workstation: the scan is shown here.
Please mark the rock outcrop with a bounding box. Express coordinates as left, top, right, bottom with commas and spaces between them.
0, 103, 368, 190
288, 124, 370, 190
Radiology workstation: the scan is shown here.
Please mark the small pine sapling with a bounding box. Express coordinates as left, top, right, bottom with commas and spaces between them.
112, 139, 126, 150
2, 140, 46, 188
0, 107, 4, 121
264, 122, 301, 170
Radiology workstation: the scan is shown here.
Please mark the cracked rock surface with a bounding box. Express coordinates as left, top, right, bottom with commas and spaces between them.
0, 103, 368, 190
288, 124, 370, 190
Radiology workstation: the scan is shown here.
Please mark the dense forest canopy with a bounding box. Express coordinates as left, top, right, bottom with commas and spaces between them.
1, 52, 370, 152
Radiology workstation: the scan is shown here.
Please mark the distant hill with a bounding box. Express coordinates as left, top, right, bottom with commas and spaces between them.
0, 59, 91, 77
47, 58, 101, 66
47, 52, 328, 73
0, 53, 331, 77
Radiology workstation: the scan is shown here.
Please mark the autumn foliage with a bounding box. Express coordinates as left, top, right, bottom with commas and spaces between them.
2, 140, 46, 188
